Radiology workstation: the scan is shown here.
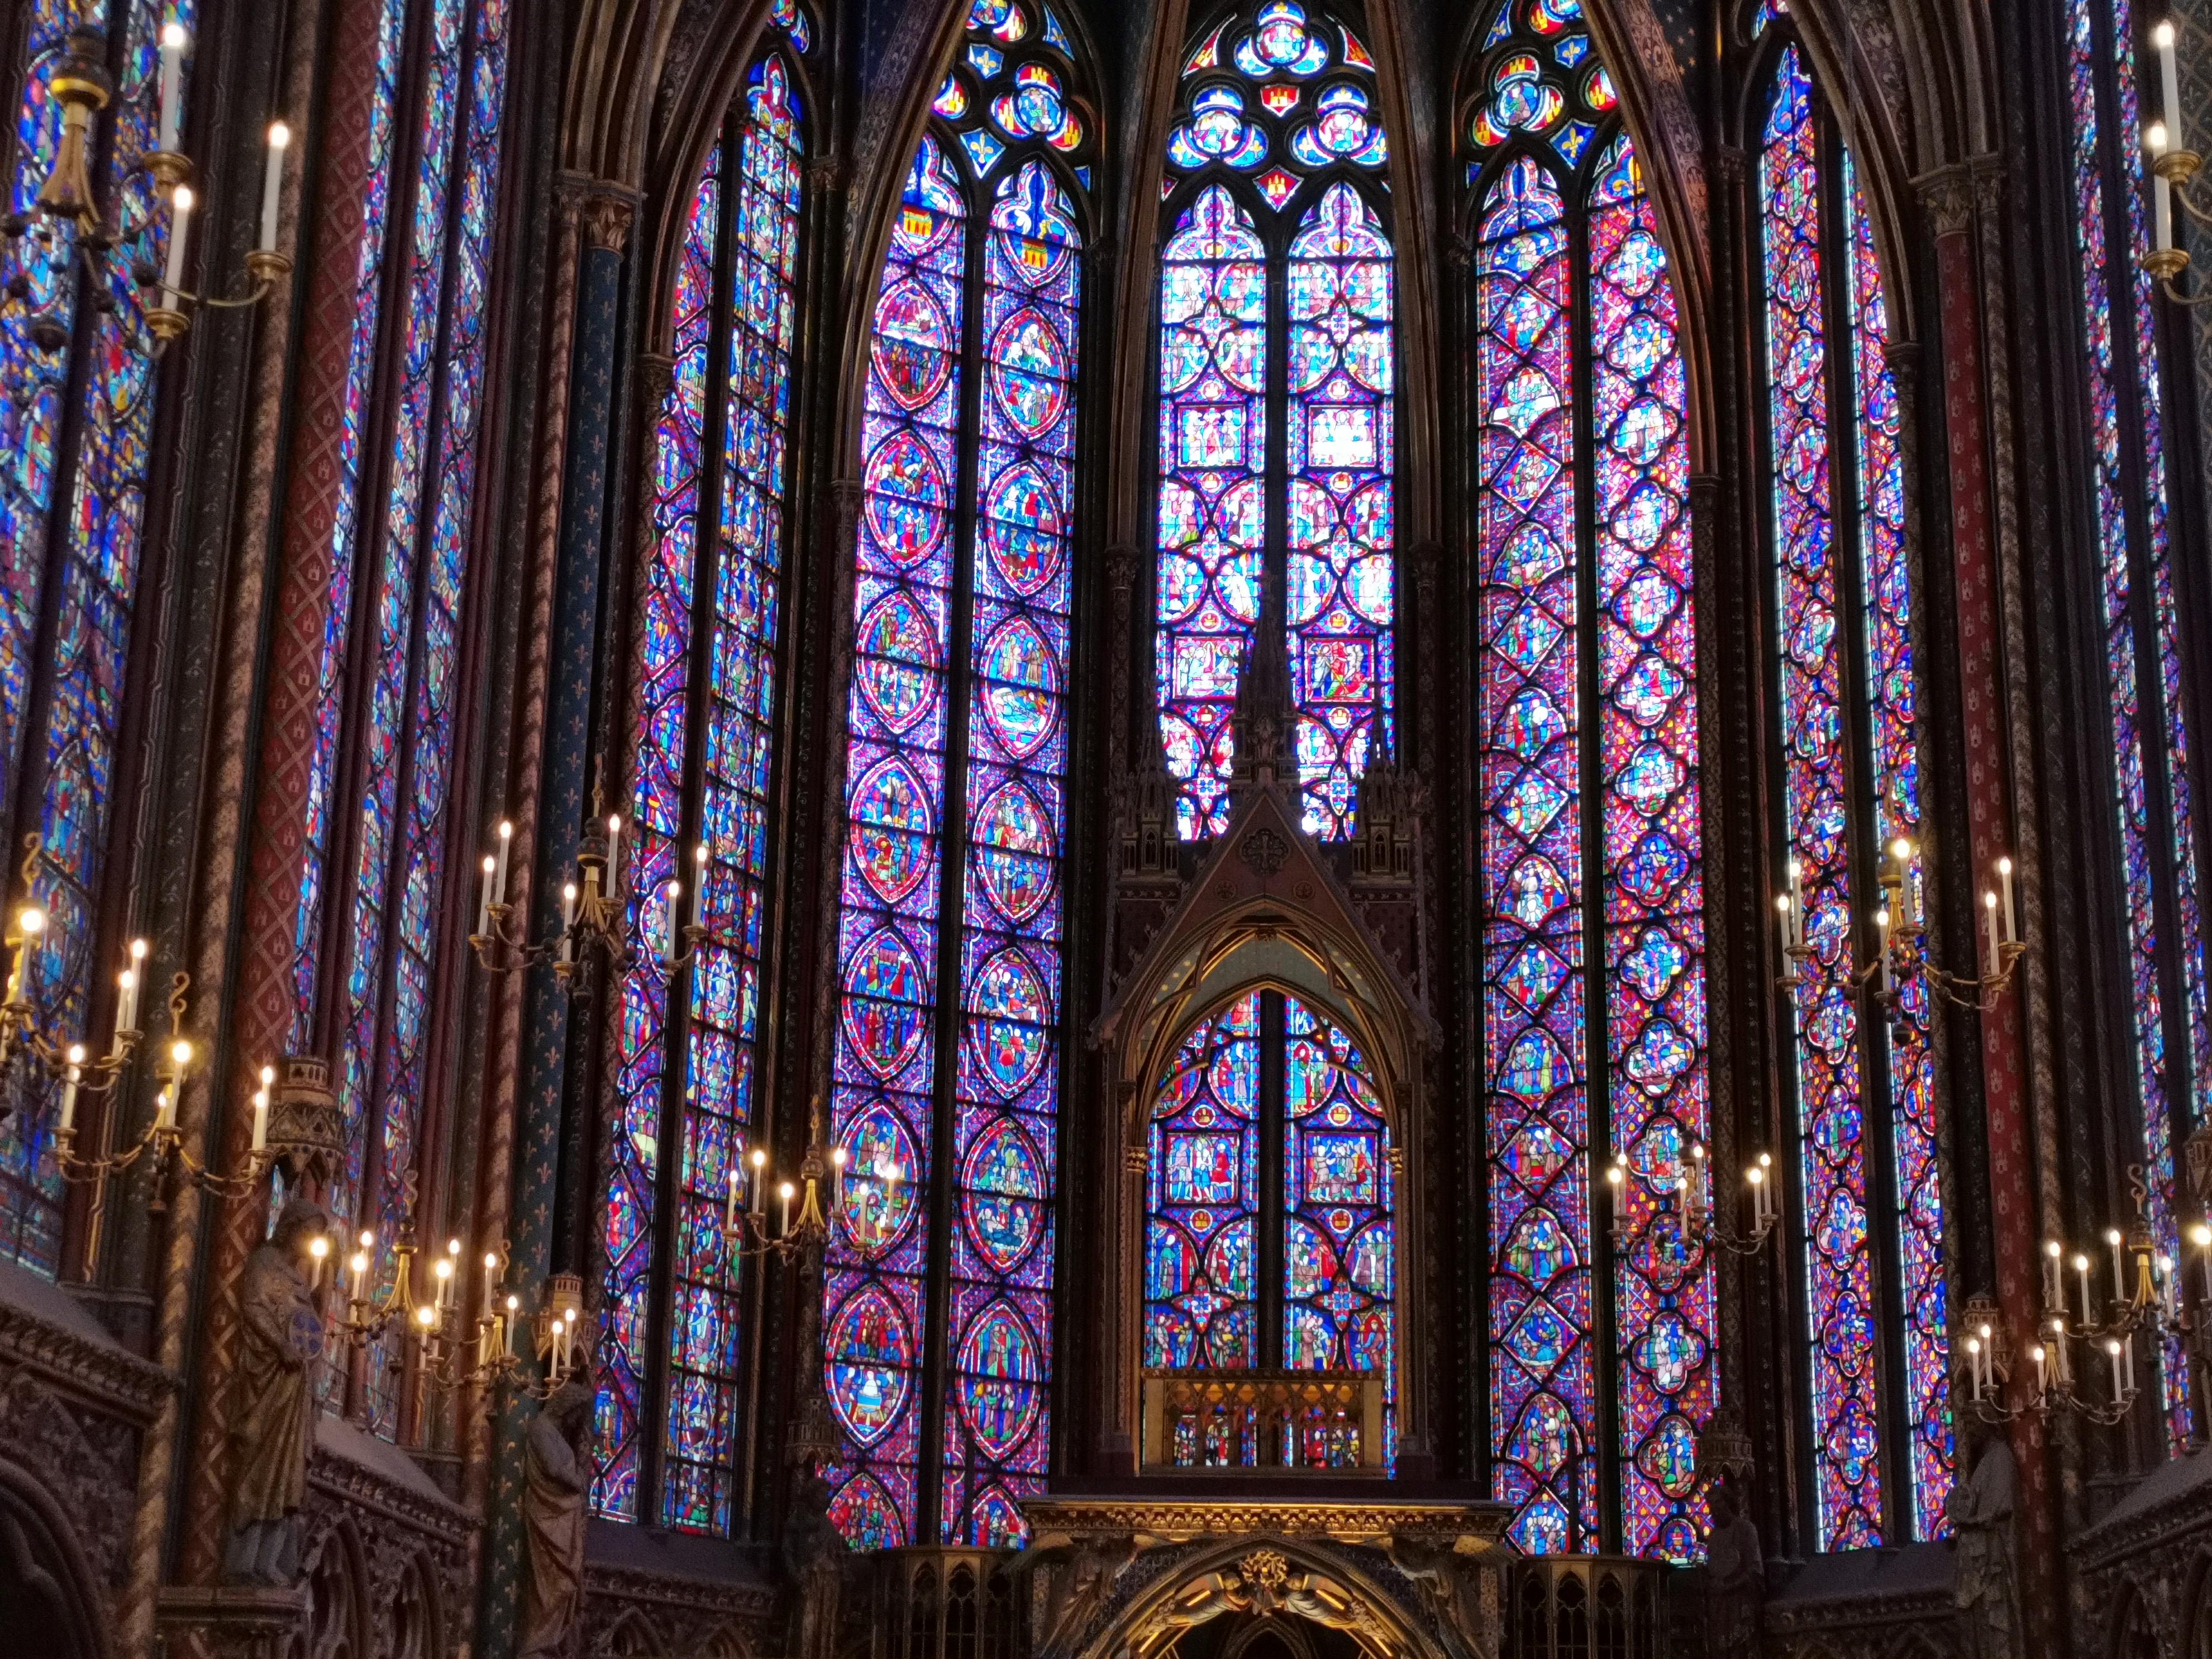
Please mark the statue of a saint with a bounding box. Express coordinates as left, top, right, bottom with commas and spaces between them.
519, 1376, 595, 1659
1704, 1479, 1764, 1658
1951, 1418, 2021, 1659
225, 1195, 327, 1586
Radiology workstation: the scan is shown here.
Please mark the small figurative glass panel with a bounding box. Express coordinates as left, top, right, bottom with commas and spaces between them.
1154, 0, 1394, 840
825, 0, 1088, 1550
1145, 995, 1262, 1369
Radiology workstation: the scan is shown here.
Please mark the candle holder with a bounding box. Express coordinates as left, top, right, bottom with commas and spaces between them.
0, 837, 156, 1113
1602, 1143, 1781, 1260
325, 1176, 538, 1401
1860, 844, 2028, 1014
45, 971, 253, 1212
468, 802, 705, 991
1, 28, 294, 356
1973, 1168, 2193, 1426
2145, 146, 2212, 307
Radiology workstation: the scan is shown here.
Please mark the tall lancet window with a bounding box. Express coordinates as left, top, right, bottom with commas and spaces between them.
593, 5, 811, 1533
0, 4, 199, 1271
1464, 0, 1713, 1561
821, 0, 1090, 1550
1153, 0, 1395, 841
2061, 0, 2206, 1451
1752, 29, 1950, 1546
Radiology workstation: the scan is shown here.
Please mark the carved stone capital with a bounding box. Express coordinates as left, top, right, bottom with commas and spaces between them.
1408, 539, 1441, 602
582, 191, 637, 253
637, 352, 676, 409
1716, 144, 1747, 189
804, 156, 846, 192
1913, 164, 1974, 236
1105, 542, 1139, 599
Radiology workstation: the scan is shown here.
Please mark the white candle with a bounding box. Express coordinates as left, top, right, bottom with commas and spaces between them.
2108, 1227, 2127, 1300
249, 1086, 269, 1153
161, 185, 194, 308
726, 1166, 740, 1230
1996, 856, 2016, 945
1875, 907, 1893, 994
1775, 894, 1793, 965
258, 121, 290, 253
2157, 19, 2184, 147
158, 22, 186, 154
2044, 1240, 2064, 1312
154, 1085, 176, 1131
2111, 1338, 2127, 1398
494, 820, 514, 905
778, 1180, 795, 1237
607, 813, 623, 894
750, 1147, 768, 1215
477, 855, 496, 936
662, 878, 681, 966
831, 1147, 848, 1215
2077, 1253, 2094, 1324
1984, 892, 2001, 978
57, 1045, 82, 1135
560, 882, 578, 963
504, 1296, 519, 1358
2033, 1345, 2048, 1396
1967, 1337, 1984, 1400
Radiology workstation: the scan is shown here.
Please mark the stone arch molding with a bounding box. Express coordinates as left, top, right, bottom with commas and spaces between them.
1071, 1537, 1462, 1659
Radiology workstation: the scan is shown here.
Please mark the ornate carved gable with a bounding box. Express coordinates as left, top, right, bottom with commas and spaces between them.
1094, 781, 1438, 1131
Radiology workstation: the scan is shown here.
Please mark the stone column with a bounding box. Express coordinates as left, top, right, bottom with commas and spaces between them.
1917, 160, 2058, 1648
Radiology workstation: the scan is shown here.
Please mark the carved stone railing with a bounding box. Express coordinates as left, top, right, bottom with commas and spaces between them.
1139, 1369, 1385, 1472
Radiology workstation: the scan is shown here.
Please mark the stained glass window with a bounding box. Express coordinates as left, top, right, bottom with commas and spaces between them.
1465, 0, 1715, 1562
2063, 0, 2205, 1453
1140, 992, 1397, 1450
1154, 0, 1394, 841
822, 0, 1089, 1550
1752, 35, 1949, 1546
593, 21, 809, 1533
0, 2, 199, 1271
305, 0, 512, 1435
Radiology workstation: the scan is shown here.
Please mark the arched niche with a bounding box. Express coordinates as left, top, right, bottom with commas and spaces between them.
1093, 788, 1438, 1475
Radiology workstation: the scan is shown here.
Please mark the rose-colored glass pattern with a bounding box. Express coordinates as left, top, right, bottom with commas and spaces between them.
1156, 0, 1391, 839
1588, 135, 1712, 1564
596, 140, 722, 1524
1844, 155, 1951, 1533
1762, 48, 1881, 1548
1476, 155, 1594, 1557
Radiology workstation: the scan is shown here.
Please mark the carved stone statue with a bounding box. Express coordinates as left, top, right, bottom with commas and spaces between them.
518, 1376, 595, 1658
225, 1195, 328, 1586
1951, 1418, 2021, 1659
1704, 1479, 1764, 1659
